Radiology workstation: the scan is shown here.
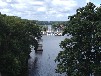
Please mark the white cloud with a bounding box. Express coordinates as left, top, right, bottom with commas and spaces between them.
52, 0, 77, 6
0, 0, 91, 21
29, 1, 45, 5
46, 8, 58, 15
57, 14, 63, 17
0, 0, 7, 7
86, 0, 90, 3
37, 7, 46, 12
0, 8, 10, 13
11, 4, 26, 9
6, 0, 12, 2
52, 0, 77, 8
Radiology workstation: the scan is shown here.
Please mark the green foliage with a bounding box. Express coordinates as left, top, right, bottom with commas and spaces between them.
0, 13, 41, 76
56, 2, 101, 76
51, 22, 67, 31
39, 25, 48, 32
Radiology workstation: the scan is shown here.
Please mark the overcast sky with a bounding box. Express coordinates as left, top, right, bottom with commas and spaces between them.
0, 0, 101, 21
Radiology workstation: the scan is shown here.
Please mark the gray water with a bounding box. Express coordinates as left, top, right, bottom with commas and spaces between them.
28, 35, 67, 76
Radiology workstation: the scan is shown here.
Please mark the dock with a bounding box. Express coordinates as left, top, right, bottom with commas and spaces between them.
36, 44, 43, 51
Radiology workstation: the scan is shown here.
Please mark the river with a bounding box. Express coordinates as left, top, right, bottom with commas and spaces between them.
28, 35, 67, 76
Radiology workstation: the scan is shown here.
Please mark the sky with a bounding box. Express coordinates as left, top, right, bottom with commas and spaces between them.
0, 0, 101, 21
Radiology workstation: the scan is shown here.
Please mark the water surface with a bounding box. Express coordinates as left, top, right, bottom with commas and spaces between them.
29, 35, 67, 76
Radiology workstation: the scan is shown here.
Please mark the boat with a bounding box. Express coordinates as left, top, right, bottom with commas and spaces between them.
36, 44, 43, 51
54, 32, 62, 36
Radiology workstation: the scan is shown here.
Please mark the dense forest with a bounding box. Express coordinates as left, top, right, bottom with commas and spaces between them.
0, 13, 41, 76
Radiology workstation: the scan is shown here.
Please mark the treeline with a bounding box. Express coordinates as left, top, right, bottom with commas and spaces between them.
37, 21, 68, 32
0, 13, 41, 76
51, 21, 68, 31
37, 21, 67, 25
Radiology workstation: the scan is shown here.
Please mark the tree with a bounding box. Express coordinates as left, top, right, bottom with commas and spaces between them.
52, 22, 66, 31
0, 13, 41, 76
55, 2, 101, 76
40, 25, 48, 32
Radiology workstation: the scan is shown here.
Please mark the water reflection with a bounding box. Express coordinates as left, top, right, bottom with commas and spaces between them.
29, 35, 67, 76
